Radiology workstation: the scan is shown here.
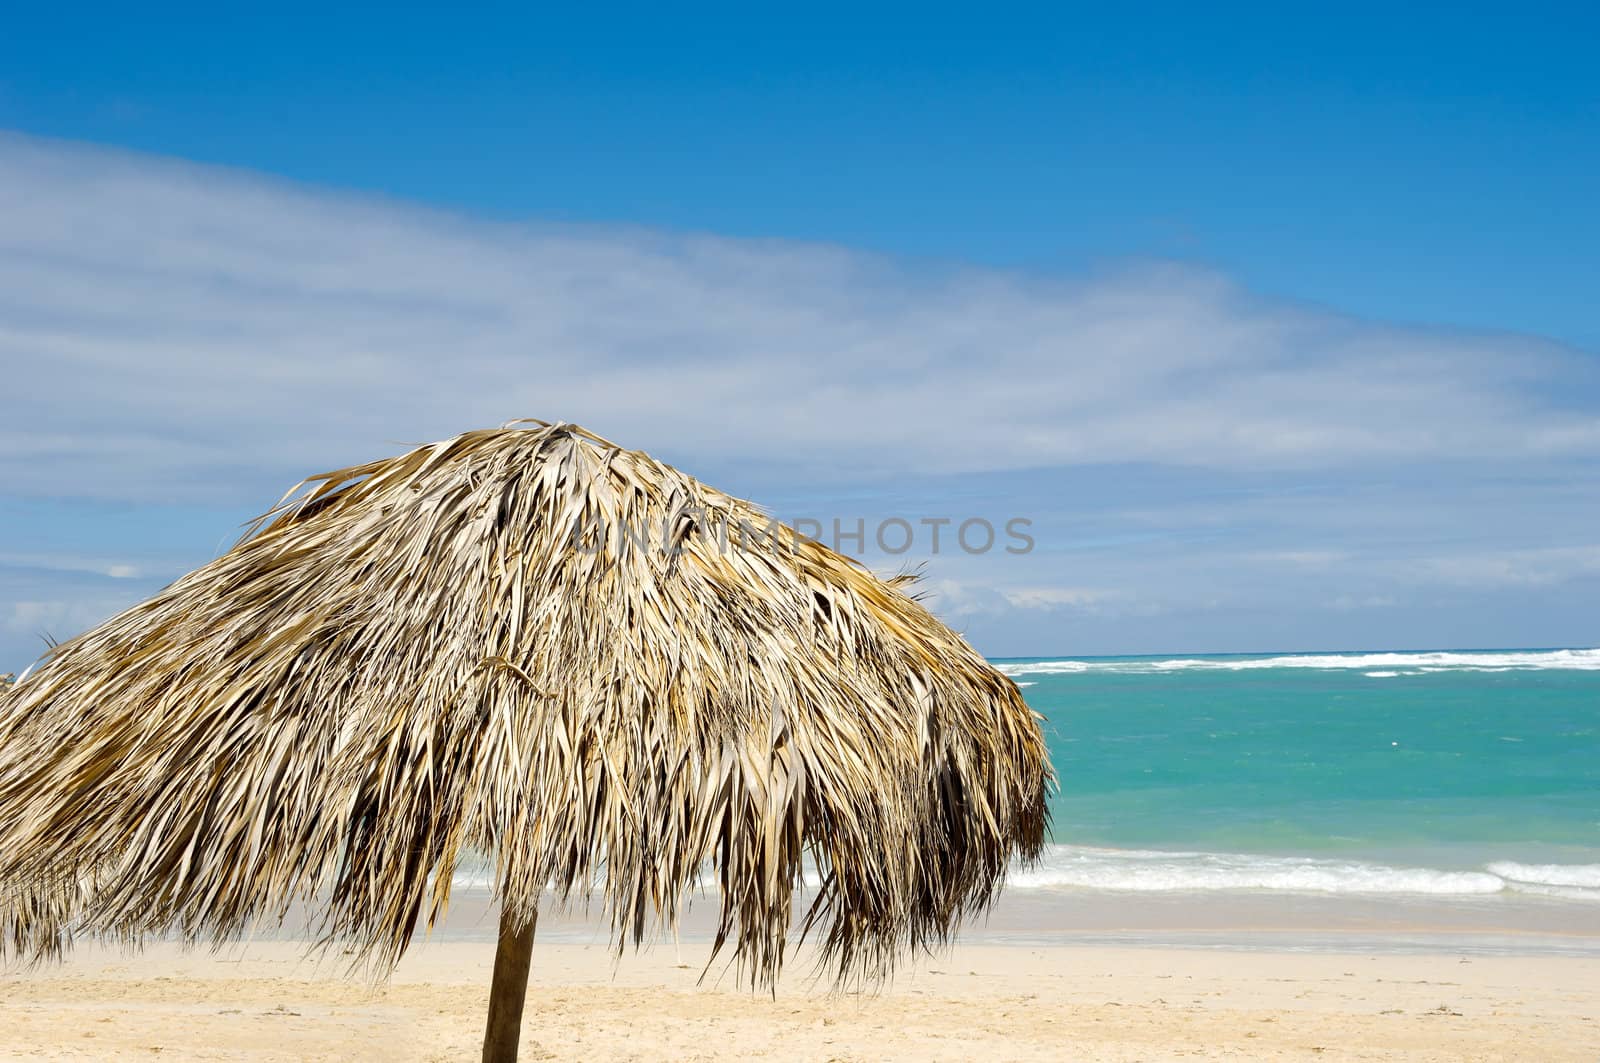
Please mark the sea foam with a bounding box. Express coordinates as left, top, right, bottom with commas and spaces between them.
1486, 861, 1600, 889
447, 847, 1600, 903
1005, 846, 1600, 901
998, 647, 1600, 677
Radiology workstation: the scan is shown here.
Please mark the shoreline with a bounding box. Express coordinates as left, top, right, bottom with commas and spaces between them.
411, 885, 1600, 958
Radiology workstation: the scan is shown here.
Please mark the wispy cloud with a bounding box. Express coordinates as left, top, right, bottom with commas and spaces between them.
922, 577, 1147, 620
1001, 586, 1126, 612
2, 132, 1597, 663
0, 551, 143, 579
3, 598, 133, 638
1415, 545, 1600, 590
1328, 594, 1398, 611
3, 132, 1597, 507
1251, 549, 1350, 568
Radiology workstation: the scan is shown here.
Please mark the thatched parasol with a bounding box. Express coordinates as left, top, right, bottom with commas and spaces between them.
0, 421, 1050, 1061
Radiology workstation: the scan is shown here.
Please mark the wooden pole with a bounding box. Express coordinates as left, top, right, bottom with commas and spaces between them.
481, 906, 537, 1063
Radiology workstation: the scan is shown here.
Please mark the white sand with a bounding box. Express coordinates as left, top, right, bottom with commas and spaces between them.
3, 938, 1597, 1061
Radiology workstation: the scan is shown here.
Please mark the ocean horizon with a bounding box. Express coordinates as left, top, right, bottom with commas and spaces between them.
993, 645, 1600, 906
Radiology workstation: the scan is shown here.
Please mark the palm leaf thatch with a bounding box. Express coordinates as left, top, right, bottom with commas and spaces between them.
0, 421, 1049, 1043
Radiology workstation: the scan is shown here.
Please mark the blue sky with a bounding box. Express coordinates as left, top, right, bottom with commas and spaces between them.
1, 6, 1597, 666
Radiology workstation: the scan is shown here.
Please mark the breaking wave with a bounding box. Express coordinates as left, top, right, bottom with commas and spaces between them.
998, 648, 1600, 677
1007, 846, 1600, 901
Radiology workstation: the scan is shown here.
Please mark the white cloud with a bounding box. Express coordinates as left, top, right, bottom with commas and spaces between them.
1328, 594, 1398, 611
919, 579, 1014, 619
5, 134, 1600, 663
925, 578, 1133, 619
2, 132, 1597, 506
1415, 545, 1600, 590
0, 551, 143, 579
3, 598, 129, 636
1002, 587, 1120, 611
1252, 550, 1350, 568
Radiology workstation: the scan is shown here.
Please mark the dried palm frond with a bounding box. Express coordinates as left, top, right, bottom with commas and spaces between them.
0, 421, 1050, 988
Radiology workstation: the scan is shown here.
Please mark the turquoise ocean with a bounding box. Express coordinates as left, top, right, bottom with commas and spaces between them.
999, 647, 1600, 903
432, 647, 1598, 951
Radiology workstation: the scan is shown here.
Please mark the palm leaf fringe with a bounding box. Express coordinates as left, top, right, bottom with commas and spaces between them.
0, 421, 1050, 985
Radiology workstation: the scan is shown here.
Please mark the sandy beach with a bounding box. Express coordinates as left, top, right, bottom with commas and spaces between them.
3, 935, 1596, 1061
5, 13, 1600, 1061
